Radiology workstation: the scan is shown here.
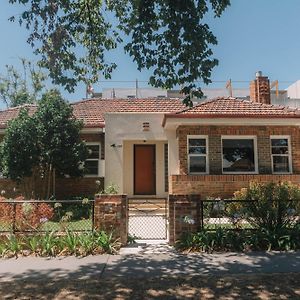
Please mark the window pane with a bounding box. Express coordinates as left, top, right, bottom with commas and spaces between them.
189, 139, 206, 147
222, 139, 255, 172
273, 156, 290, 173
271, 146, 289, 154
85, 160, 98, 175
189, 146, 206, 154
87, 145, 100, 159
271, 138, 288, 147
189, 156, 206, 173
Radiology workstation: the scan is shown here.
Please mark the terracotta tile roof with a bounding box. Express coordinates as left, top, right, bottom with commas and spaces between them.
72, 98, 185, 128
0, 104, 37, 129
0, 98, 185, 129
164, 97, 300, 123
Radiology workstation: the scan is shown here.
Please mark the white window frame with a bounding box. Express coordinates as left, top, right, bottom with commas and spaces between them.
221, 135, 258, 174
84, 142, 101, 177
270, 135, 292, 174
187, 135, 209, 174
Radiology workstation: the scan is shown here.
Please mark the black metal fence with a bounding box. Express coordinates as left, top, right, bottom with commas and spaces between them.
0, 199, 94, 234
193, 199, 300, 231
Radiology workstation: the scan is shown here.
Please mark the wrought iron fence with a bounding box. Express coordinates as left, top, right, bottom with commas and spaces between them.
189, 198, 300, 231
0, 199, 94, 234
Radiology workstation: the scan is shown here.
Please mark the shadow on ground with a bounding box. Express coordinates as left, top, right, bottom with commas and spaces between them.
1, 250, 300, 299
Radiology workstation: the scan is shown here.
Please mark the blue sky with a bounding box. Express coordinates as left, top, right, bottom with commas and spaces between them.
1, 0, 300, 104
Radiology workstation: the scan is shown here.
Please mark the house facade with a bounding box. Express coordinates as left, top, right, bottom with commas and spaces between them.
0, 73, 300, 201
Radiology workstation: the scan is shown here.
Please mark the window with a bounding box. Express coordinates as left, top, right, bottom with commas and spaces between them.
85, 144, 100, 176
271, 136, 292, 173
187, 136, 208, 174
222, 136, 257, 173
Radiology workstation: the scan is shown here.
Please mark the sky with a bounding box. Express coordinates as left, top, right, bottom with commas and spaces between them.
1, 0, 300, 105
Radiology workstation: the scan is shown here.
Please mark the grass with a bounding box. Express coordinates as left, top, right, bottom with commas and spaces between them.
41, 219, 93, 232
0, 218, 93, 233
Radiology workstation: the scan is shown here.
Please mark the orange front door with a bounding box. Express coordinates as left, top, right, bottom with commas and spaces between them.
134, 145, 156, 195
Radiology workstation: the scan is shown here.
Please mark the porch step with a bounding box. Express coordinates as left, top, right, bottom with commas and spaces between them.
128, 198, 167, 215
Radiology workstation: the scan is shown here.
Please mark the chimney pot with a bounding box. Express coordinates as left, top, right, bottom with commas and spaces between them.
255, 71, 263, 78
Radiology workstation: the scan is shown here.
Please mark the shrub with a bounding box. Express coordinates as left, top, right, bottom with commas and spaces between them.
177, 227, 300, 253
0, 230, 120, 258
52, 197, 92, 222
232, 181, 300, 231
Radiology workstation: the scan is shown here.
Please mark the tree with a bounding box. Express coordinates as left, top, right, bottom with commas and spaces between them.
0, 58, 47, 108
8, 0, 230, 106
0, 90, 88, 199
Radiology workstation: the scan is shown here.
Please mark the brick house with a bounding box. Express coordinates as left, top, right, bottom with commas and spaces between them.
0, 73, 300, 202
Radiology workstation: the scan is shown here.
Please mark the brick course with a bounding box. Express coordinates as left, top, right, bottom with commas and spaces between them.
170, 174, 300, 199
169, 194, 201, 244
178, 125, 300, 175
94, 194, 128, 245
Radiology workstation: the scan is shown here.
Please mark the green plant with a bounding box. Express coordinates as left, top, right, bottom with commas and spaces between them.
94, 231, 120, 254
5, 235, 24, 257
233, 181, 300, 232
99, 183, 119, 195
78, 232, 96, 256
40, 231, 58, 256
62, 231, 80, 255
0, 90, 88, 199
25, 235, 41, 255
177, 226, 300, 253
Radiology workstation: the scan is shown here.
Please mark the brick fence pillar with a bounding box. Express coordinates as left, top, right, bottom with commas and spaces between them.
168, 194, 201, 245
94, 194, 128, 245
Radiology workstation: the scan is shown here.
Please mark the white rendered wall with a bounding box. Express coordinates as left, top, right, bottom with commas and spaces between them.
104, 113, 179, 196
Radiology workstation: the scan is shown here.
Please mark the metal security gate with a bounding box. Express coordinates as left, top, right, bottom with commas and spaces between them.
128, 198, 168, 240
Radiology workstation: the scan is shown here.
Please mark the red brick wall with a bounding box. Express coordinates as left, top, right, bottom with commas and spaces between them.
55, 177, 104, 199
94, 194, 128, 245
170, 174, 300, 199
250, 76, 271, 104
177, 125, 300, 175
169, 194, 200, 244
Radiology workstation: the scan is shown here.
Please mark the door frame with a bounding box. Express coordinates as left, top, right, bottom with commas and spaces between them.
133, 144, 156, 195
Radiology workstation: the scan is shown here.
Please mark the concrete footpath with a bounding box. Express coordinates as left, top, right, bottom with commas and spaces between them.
1, 243, 300, 282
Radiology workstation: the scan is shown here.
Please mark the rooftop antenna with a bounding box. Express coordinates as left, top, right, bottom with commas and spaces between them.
135, 79, 138, 98
86, 84, 94, 98
225, 79, 233, 97
270, 80, 279, 97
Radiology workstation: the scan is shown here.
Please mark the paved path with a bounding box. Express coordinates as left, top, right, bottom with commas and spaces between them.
1, 243, 300, 282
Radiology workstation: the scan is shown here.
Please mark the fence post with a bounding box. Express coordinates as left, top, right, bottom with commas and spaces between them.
91, 200, 95, 232
12, 202, 16, 234
200, 200, 204, 230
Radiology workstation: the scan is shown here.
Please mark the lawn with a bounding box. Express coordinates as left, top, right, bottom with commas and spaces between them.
0, 218, 93, 233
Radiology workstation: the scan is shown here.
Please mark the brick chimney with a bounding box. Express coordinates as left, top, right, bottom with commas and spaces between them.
250, 71, 271, 104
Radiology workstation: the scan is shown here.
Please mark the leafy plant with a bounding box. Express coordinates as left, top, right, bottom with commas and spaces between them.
0, 90, 88, 199
94, 231, 120, 254
8, 1, 230, 106
99, 183, 119, 195
78, 232, 96, 256
233, 181, 300, 231
5, 234, 23, 257
25, 235, 41, 255
40, 231, 58, 256
62, 231, 80, 255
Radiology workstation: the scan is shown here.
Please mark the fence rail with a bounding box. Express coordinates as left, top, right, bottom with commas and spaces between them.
0, 199, 94, 234
185, 198, 300, 231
